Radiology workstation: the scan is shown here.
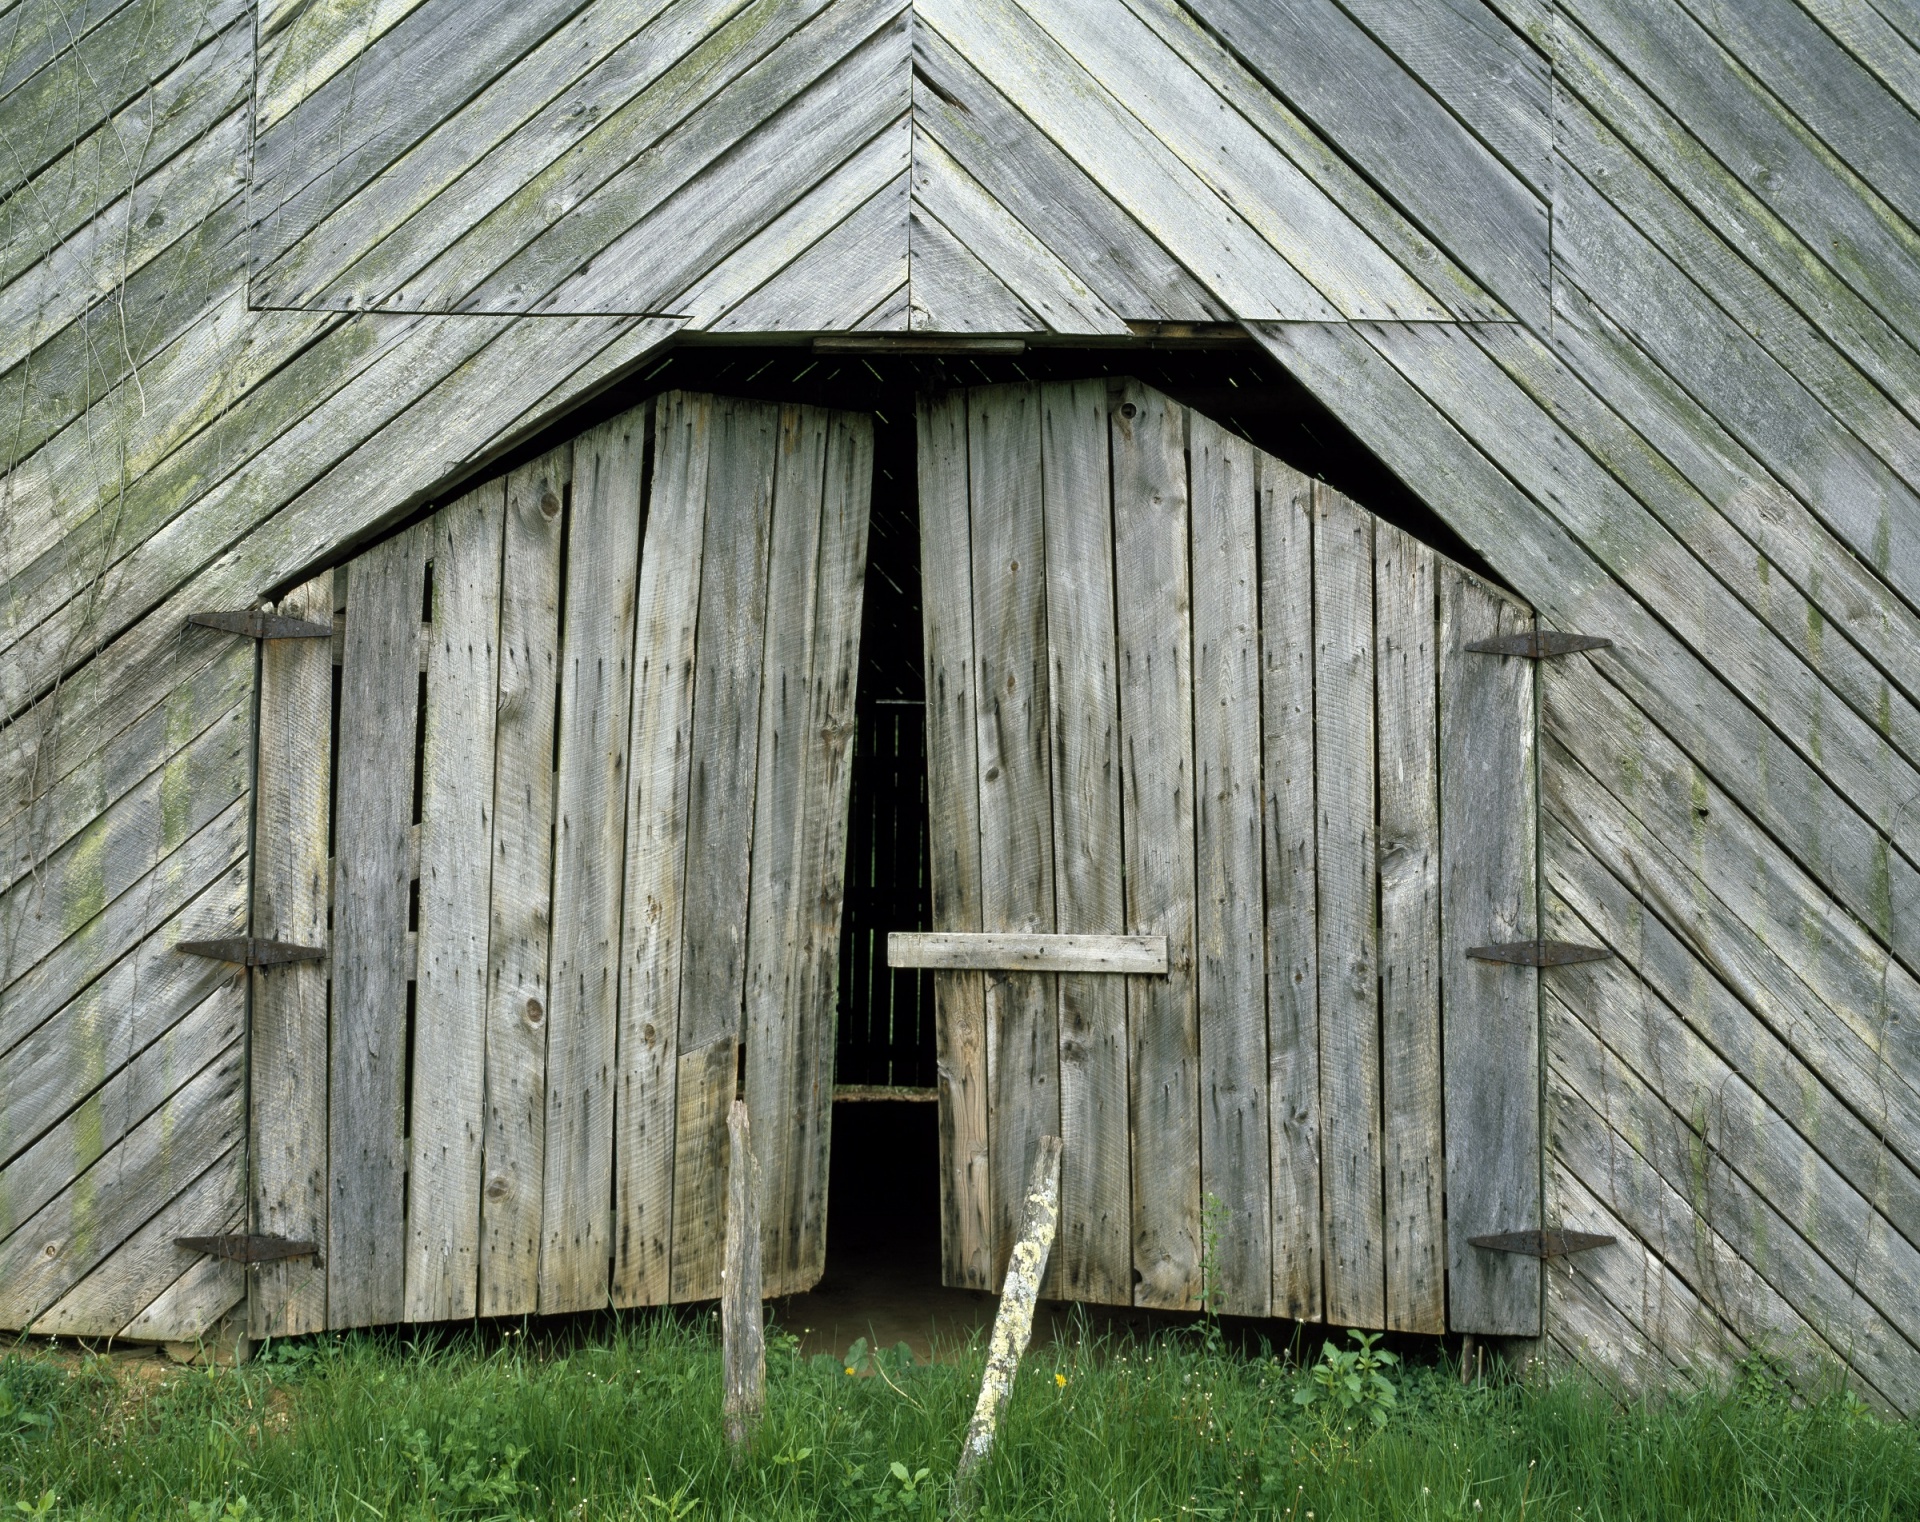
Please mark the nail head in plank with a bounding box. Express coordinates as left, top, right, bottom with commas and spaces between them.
887, 932, 1167, 974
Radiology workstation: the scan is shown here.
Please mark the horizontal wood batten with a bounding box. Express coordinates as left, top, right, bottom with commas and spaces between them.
887, 931, 1168, 974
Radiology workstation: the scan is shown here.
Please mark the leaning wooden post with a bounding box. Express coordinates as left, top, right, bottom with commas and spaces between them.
952, 1135, 1063, 1516
722, 1099, 765, 1460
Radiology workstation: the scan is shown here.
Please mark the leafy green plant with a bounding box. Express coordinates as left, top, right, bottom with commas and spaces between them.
866, 1459, 935, 1519
1293, 1328, 1400, 1431
398, 1407, 530, 1515
11, 1494, 54, 1520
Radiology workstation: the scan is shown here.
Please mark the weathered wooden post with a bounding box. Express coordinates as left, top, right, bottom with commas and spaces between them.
952, 1134, 1064, 1517
721, 1099, 765, 1460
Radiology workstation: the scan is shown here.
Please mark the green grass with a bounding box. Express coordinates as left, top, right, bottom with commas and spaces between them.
1, 1315, 1915, 1519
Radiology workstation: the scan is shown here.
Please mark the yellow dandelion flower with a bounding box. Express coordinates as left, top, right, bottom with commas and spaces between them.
1055, 1372, 1068, 1387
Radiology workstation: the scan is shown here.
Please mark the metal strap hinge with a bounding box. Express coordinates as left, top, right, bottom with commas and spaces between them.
1465, 631, 1612, 659
189, 609, 333, 640
177, 937, 325, 967
1470, 1229, 1615, 1259
176, 1234, 321, 1265
1468, 940, 1611, 967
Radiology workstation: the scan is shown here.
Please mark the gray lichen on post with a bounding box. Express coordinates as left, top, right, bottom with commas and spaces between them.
952, 1134, 1064, 1515
721, 1099, 765, 1459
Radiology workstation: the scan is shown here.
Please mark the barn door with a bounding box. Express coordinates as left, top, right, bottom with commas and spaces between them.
248, 392, 872, 1335
915, 380, 1540, 1334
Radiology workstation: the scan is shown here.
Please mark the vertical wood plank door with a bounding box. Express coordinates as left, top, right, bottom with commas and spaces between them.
916, 380, 1539, 1333
248, 392, 871, 1331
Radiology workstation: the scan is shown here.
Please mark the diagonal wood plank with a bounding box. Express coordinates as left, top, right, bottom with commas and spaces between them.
916, 0, 1340, 320
0, 1039, 244, 1330
258, 0, 826, 310
909, 24, 1225, 322
1186, 0, 1549, 322
711, 166, 909, 334
910, 137, 1126, 334
1008, 0, 1454, 320
910, 204, 1042, 333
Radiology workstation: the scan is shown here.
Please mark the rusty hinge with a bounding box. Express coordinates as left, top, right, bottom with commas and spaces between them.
1470, 1229, 1615, 1258
1465, 631, 1612, 659
177, 937, 325, 967
189, 609, 333, 640
177, 1234, 321, 1265
1468, 940, 1611, 966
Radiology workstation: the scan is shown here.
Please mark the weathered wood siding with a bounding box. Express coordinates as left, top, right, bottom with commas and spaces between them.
919, 380, 1536, 1330
2, 0, 1914, 1406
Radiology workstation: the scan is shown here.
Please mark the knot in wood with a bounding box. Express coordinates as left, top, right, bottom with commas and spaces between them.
523, 997, 545, 1028
539, 489, 562, 520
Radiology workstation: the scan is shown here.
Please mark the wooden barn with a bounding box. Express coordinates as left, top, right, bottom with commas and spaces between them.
3, 0, 1918, 1408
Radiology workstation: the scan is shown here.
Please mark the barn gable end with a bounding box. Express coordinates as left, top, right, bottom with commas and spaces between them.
2, 0, 1916, 1412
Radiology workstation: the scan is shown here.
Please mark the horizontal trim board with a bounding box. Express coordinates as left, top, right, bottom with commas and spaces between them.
886, 930, 1168, 973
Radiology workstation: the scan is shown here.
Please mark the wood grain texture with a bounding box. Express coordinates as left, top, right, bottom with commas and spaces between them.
479, 445, 568, 1317
742, 404, 830, 1294
1110, 380, 1200, 1309
1006, 405, 1119, 1304
1184, 0, 1548, 322
615, 395, 708, 1307
1257, 456, 1321, 1322
967, 384, 1060, 1284
541, 410, 645, 1314
1188, 413, 1269, 1317
0, 1041, 244, 1330
915, 0, 1339, 321
775, 409, 872, 1288
1438, 577, 1539, 1337
249, 570, 333, 1337
917, 390, 993, 1291
1373, 523, 1444, 1334
1009, 0, 1452, 321
889, 933, 1164, 974
1312, 486, 1383, 1330
328, 522, 427, 1330
908, 23, 1225, 323
1549, 994, 1920, 1412
0, 983, 241, 1252
39, 1139, 248, 1341
407, 482, 504, 1322
672, 397, 778, 1301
